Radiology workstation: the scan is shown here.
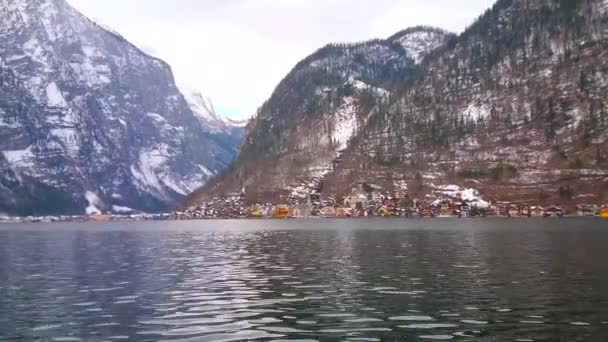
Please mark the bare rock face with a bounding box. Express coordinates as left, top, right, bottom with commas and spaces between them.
0, 0, 240, 215
186, 0, 608, 208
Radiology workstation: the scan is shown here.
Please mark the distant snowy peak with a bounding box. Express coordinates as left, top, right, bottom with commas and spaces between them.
180, 85, 248, 133
182, 87, 218, 123
389, 27, 454, 64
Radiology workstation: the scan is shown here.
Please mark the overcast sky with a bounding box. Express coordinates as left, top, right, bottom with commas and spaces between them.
68, 0, 495, 119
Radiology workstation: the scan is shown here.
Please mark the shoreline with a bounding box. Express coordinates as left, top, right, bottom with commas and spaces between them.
0, 214, 605, 224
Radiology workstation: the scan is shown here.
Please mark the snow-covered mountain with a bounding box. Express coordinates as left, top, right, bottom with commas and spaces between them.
0, 0, 240, 215
185, 0, 608, 209
180, 85, 248, 134
388, 26, 453, 64
183, 27, 454, 205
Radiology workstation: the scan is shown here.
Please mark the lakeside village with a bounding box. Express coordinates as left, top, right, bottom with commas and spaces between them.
174, 184, 608, 220
3, 184, 608, 223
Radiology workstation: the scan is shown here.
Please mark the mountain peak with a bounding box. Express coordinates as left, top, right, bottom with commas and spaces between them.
179, 85, 249, 134
388, 26, 455, 64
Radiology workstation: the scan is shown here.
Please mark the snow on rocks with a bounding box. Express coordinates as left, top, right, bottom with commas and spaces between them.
432, 184, 490, 208
286, 164, 332, 200
2, 146, 35, 168
331, 78, 388, 151
45, 82, 68, 108
394, 180, 409, 191
181, 85, 248, 134
130, 145, 170, 197
462, 100, 490, 121
332, 97, 358, 150
112, 205, 135, 214
392, 29, 450, 64
85, 191, 103, 215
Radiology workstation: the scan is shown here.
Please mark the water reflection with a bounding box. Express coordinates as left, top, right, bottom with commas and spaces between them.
0, 219, 607, 341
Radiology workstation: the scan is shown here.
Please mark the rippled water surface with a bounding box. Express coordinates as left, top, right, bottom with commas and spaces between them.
1, 218, 608, 341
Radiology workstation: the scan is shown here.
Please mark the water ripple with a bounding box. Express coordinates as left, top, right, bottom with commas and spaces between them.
1, 220, 606, 341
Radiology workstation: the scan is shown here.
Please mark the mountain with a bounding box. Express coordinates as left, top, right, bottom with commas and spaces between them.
181, 86, 247, 135
185, 0, 608, 208
0, 0, 239, 215
333, 0, 608, 206
183, 26, 454, 205
181, 86, 248, 156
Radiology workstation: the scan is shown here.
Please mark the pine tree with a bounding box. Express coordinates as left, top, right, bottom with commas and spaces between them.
597, 147, 606, 164
545, 98, 558, 141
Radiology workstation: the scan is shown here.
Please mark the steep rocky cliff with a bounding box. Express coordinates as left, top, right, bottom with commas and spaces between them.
0, 0, 239, 215
186, 0, 608, 208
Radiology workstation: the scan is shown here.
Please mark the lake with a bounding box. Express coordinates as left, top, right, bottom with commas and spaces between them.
0, 218, 607, 341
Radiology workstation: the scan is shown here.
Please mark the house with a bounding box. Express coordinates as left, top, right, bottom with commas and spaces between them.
436, 200, 454, 217
576, 205, 597, 217
377, 207, 391, 217
531, 206, 545, 217
600, 206, 608, 218
351, 208, 365, 217
420, 207, 435, 218
544, 206, 564, 218
345, 191, 368, 210
320, 206, 336, 218
508, 205, 520, 217
497, 203, 510, 217
89, 213, 111, 222
486, 204, 499, 217
272, 206, 291, 218
249, 208, 264, 218
336, 207, 351, 217
459, 203, 471, 218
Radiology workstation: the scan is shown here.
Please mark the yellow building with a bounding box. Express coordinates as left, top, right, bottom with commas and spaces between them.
249, 208, 264, 218
377, 207, 391, 217
600, 206, 608, 218
272, 206, 291, 218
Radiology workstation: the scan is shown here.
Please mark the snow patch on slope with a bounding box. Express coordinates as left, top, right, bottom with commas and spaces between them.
3, 146, 35, 168
181, 87, 217, 124
46, 82, 68, 107
331, 78, 389, 151
130, 144, 168, 197
112, 205, 134, 213
462, 101, 490, 121
85, 191, 102, 214
393, 30, 448, 64
432, 184, 490, 208
179, 85, 248, 133
333, 97, 358, 150
130, 144, 211, 198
